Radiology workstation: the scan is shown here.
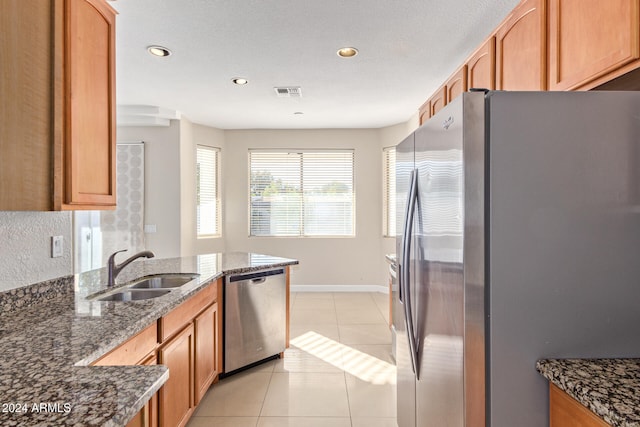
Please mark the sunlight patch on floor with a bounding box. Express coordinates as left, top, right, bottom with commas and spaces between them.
290, 331, 396, 385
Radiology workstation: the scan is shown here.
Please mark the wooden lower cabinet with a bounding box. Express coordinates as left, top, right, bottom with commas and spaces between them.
159, 323, 195, 427
92, 323, 159, 427
124, 354, 158, 427
194, 302, 220, 405
157, 280, 222, 427
92, 279, 225, 427
549, 384, 610, 427
140, 354, 159, 427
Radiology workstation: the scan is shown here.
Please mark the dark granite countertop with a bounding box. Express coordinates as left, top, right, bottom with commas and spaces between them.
537, 359, 640, 427
0, 252, 297, 426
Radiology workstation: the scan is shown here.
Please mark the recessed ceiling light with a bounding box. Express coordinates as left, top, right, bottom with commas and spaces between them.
337, 47, 358, 58
232, 78, 249, 85
147, 45, 172, 57
293, 112, 304, 115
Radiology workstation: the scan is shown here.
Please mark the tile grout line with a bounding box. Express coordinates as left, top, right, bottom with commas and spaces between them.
255, 361, 276, 425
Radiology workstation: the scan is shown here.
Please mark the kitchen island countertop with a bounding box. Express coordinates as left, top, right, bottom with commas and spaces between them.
0, 252, 297, 427
537, 358, 640, 427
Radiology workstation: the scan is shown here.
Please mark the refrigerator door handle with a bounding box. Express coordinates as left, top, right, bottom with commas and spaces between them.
399, 169, 414, 304
402, 168, 420, 379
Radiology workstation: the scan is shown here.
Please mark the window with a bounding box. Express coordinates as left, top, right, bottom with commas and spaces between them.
383, 146, 396, 237
249, 150, 355, 237
196, 145, 221, 237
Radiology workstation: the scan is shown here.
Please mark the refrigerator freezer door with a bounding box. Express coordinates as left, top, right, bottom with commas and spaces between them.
395, 133, 416, 427
413, 95, 469, 427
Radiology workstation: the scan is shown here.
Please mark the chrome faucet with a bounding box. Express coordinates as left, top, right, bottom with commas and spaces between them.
107, 249, 155, 287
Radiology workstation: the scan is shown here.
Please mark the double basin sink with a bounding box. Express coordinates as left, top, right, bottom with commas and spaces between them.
90, 273, 200, 302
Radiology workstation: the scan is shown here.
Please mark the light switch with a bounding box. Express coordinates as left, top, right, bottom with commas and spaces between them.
144, 224, 157, 233
51, 236, 63, 258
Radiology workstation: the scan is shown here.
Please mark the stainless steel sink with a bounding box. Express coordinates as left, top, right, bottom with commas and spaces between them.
88, 273, 200, 302
94, 289, 172, 302
128, 273, 199, 289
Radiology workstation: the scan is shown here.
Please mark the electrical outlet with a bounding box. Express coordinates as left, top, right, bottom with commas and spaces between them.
51, 236, 63, 258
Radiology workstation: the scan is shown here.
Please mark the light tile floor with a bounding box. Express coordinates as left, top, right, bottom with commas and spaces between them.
188, 292, 397, 427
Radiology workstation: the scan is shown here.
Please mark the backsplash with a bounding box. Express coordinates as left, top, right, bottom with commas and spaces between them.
0, 275, 73, 314
0, 212, 73, 292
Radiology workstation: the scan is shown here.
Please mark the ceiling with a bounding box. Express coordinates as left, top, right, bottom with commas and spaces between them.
112, 0, 521, 130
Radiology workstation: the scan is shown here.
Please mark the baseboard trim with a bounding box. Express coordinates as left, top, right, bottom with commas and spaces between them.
291, 284, 388, 294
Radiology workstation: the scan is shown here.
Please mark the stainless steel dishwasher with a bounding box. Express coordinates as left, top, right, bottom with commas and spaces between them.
223, 267, 286, 373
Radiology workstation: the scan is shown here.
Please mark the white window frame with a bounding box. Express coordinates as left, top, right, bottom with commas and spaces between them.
383, 146, 396, 237
196, 145, 221, 238
248, 149, 355, 237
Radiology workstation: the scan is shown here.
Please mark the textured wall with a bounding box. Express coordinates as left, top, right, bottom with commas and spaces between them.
0, 212, 73, 292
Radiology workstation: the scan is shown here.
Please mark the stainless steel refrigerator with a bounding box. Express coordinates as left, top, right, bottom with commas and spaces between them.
394, 91, 640, 427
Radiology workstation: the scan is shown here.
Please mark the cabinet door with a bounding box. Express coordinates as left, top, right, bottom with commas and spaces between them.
419, 100, 431, 125
64, 0, 116, 208
445, 65, 468, 104
548, 0, 640, 90
429, 85, 447, 116
194, 302, 219, 405
467, 37, 496, 91
496, 0, 546, 90
124, 354, 157, 427
0, 0, 57, 211
159, 324, 195, 427
140, 354, 159, 427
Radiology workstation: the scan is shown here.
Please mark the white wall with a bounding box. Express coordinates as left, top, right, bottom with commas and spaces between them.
0, 212, 73, 291
180, 120, 226, 256
223, 128, 384, 288
117, 120, 226, 259
117, 122, 182, 258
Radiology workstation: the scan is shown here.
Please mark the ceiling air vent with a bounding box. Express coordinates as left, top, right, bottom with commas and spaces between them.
274, 86, 302, 98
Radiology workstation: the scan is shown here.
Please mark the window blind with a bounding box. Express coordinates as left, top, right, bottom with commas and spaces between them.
249, 150, 355, 237
196, 145, 221, 237
383, 146, 396, 237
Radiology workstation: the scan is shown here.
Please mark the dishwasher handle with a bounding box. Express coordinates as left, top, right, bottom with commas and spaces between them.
227, 268, 285, 283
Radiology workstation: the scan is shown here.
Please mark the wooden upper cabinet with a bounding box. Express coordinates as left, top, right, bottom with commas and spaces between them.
467, 37, 496, 91
496, 0, 547, 90
65, 0, 117, 208
418, 100, 431, 125
549, 0, 640, 90
429, 85, 448, 117
0, 0, 116, 211
1, 0, 57, 211
446, 65, 468, 104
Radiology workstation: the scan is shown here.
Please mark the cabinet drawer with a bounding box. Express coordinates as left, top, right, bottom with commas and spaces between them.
159, 282, 217, 342
92, 322, 158, 366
